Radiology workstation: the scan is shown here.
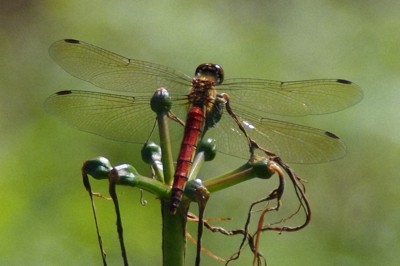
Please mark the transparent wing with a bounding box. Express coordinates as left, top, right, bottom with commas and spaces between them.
205, 108, 346, 163
45, 90, 186, 144
221, 78, 363, 116
49, 39, 192, 94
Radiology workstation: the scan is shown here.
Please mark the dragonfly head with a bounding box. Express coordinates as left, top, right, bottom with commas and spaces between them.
195, 63, 224, 85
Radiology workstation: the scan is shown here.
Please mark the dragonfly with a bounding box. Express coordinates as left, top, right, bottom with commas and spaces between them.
45, 39, 363, 213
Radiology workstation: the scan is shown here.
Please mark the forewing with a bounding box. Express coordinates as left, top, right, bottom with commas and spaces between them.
49, 39, 192, 94
221, 78, 363, 116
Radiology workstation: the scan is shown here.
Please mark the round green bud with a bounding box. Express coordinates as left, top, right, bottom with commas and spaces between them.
150, 87, 172, 114
141, 142, 162, 164
198, 138, 217, 161
82, 157, 112, 180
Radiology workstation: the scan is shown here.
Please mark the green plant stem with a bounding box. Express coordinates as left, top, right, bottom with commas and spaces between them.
161, 200, 189, 266
157, 114, 175, 186
203, 162, 255, 192
118, 172, 170, 198
187, 151, 205, 181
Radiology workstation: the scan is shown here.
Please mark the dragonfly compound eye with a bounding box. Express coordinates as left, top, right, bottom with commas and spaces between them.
195, 63, 224, 85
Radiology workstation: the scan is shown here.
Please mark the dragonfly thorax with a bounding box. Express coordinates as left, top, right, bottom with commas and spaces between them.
189, 78, 218, 109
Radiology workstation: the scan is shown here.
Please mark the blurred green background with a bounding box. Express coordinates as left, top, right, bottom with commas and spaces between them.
1, 0, 399, 265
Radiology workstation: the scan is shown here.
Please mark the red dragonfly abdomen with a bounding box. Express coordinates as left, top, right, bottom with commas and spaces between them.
170, 105, 205, 213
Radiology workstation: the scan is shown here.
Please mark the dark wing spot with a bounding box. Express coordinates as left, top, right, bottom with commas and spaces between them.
325, 131, 340, 139
336, 79, 352, 85
56, 90, 72, 95
64, 39, 80, 44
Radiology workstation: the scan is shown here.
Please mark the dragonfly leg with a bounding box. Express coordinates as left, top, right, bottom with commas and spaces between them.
220, 93, 254, 154
221, 93, 278, 159
167, 111, 185, 126
249, 139, 277, 158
